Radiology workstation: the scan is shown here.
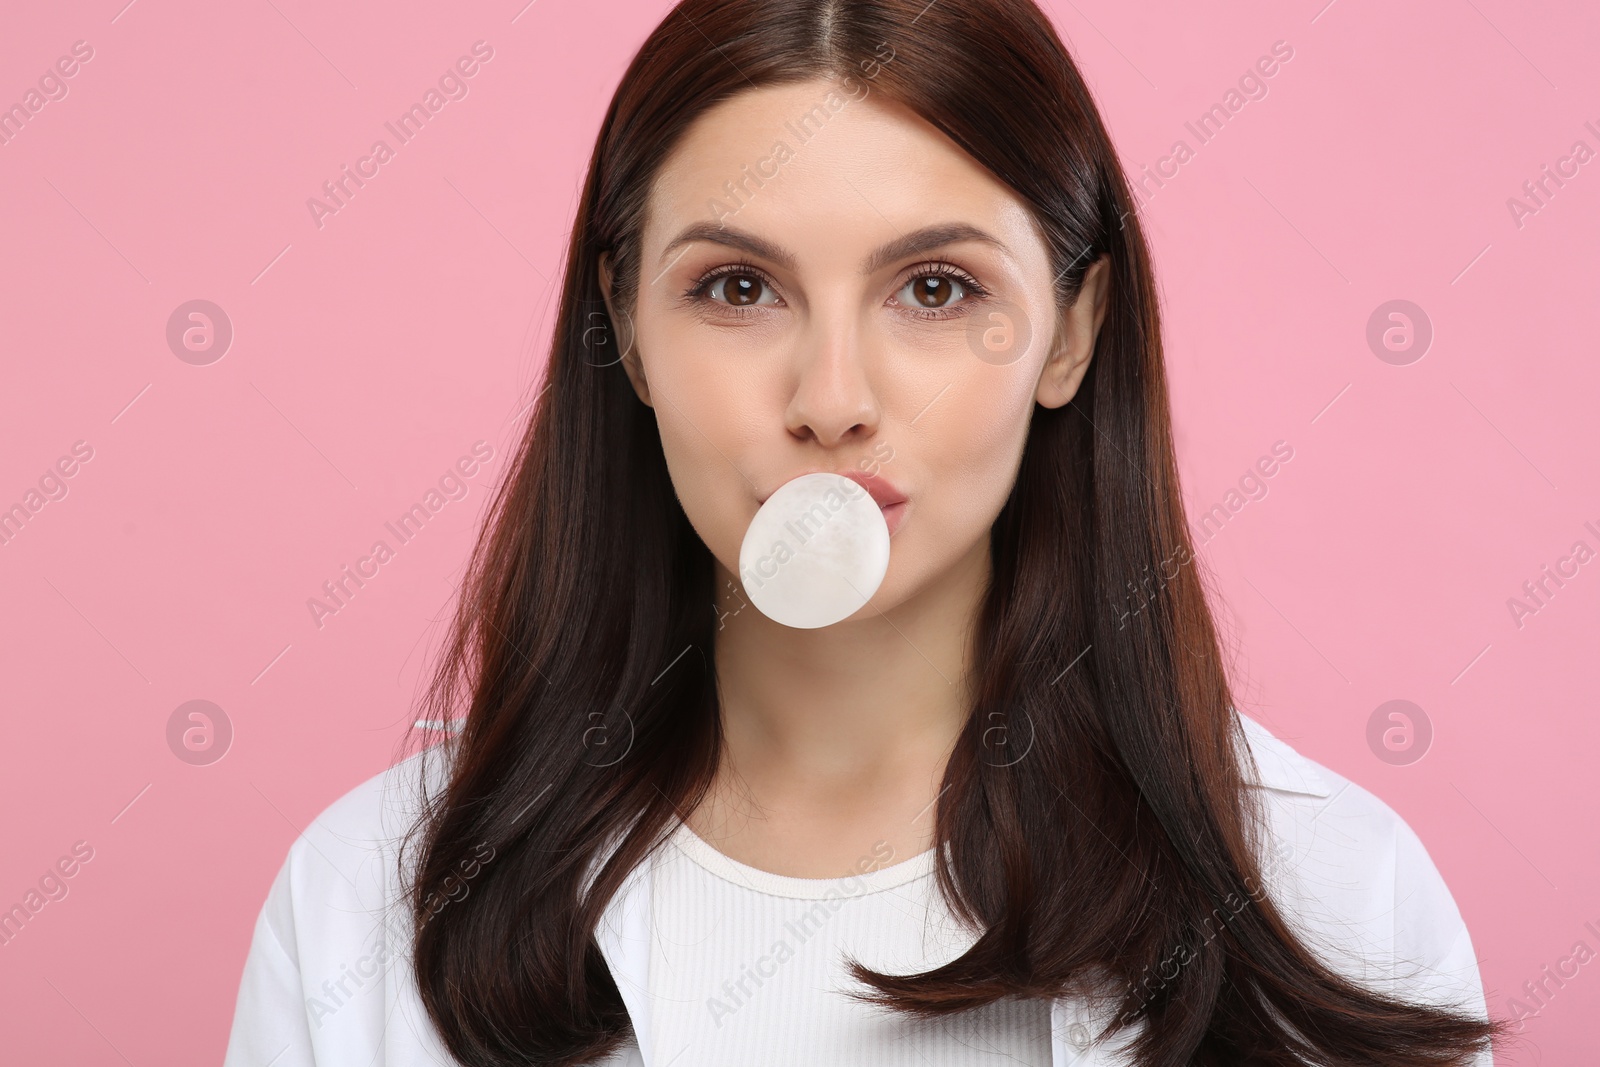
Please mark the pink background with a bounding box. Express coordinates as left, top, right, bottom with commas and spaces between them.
1, 0, 1596, 1061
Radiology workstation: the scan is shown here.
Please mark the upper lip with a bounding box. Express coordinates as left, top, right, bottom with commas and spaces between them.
760, 468, 908, 509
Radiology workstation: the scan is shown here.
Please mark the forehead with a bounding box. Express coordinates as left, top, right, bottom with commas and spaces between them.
641, 78, 1046, 267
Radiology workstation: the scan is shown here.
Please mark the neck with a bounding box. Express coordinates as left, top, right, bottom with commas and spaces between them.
689, 536, 989, 874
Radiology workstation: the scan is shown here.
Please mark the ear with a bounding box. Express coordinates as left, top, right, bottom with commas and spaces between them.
598, 252, 652, 408
1036, 254, 1112, 410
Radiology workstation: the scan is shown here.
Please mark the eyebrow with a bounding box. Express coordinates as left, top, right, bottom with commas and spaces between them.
657, 221, 1011, 277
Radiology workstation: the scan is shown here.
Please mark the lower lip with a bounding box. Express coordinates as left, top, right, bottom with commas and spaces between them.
881, 501, 908, 537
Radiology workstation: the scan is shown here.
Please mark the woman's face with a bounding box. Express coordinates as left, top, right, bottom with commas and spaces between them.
601, 76, 1109, 620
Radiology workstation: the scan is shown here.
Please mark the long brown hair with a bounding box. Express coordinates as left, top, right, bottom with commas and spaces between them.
394, 1, 1506, 1063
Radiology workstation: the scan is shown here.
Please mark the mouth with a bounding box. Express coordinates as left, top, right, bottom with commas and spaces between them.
877, 499, 909, 537
759, 468, 910, 536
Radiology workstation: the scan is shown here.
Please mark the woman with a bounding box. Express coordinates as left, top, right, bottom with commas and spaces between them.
223, 0, 1507, 1064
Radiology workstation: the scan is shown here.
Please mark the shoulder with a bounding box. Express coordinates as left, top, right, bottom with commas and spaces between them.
257, 746, 452, 965
224, 746, 461, 1067
300, 745, 447, 864
1233, 712, 1488, 1019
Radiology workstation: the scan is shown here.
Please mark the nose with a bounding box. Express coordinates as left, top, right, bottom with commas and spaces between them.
784, 313, 882, 447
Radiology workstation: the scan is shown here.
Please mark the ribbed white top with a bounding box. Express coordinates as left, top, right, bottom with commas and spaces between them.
641, 817, 1053, 1065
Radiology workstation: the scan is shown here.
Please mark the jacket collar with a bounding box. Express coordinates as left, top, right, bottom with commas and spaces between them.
593, 708, 1326, 1064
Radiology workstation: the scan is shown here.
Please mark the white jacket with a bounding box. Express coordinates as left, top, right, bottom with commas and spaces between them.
222, 713, 1493, 1066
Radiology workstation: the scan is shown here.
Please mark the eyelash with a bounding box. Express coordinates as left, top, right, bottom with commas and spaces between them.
683, 260, 991, 320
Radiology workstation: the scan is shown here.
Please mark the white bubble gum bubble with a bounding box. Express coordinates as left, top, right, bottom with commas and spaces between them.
737, 472, 890, 629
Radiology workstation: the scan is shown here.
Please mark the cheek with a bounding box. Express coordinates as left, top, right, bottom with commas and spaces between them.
896, 369, 1035, 558
919, 366, 1036, 495
646, 346, 766, 561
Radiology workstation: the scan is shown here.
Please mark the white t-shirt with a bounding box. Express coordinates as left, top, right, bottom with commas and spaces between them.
642, 816, 1053, 1065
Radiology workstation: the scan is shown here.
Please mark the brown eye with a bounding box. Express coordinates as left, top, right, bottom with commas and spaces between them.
712, 272, 771, 306
896, 269, 980, 313
909, 275, 956, 308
